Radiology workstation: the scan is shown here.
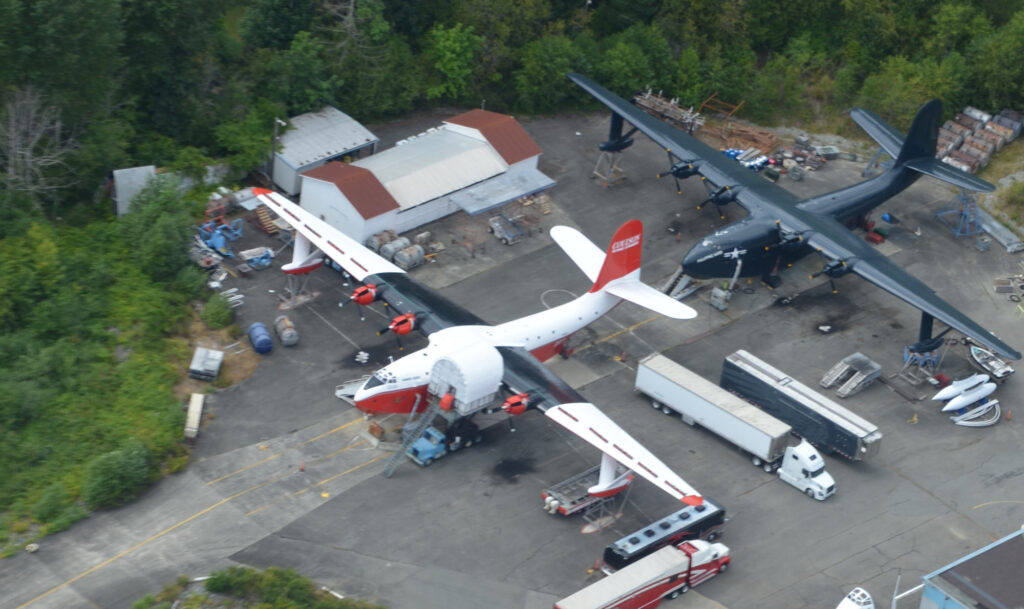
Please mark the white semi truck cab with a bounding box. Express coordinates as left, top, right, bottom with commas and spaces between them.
777, 440, 835, 500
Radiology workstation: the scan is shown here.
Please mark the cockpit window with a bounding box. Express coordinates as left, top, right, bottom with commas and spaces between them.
364, 374, 385, 389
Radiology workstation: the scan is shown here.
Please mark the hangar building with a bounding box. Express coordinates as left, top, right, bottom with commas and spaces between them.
272, 107, 379, 196
298, 109, 554, 243
914, 528, 1024, 609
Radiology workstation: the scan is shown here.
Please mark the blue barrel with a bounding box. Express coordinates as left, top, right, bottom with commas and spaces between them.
248, 322, 273, 353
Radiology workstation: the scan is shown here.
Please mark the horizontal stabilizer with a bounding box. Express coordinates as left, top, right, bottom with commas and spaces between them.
605, 280, 697, 319
850, 107, 904, 159
549, 225, 603, 282
903, 157, 995, 193
546, 402, 703, 505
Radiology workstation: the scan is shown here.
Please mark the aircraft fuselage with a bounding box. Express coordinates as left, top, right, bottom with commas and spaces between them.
682, 166, 921, 279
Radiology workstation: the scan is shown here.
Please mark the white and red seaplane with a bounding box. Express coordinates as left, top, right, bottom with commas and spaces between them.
253, 188, 703, 506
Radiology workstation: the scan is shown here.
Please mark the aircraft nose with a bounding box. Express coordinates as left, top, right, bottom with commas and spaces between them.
682, 242, 716, 279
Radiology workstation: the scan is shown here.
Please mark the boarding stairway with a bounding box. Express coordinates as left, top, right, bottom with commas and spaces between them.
381, 397, 443, 478
661, 266, 701, 300
821, 353, 882, 397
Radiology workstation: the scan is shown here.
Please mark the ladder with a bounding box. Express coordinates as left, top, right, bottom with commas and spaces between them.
254, 204, 279, 234
821, 361, 853, 388
381, 397, 441, 478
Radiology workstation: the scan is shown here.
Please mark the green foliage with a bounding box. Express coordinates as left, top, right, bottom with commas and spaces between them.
514, 36, 583, 113
82, 439, 152, 509
425, 23, 483, 101
214, 101, 283, 174
203, 566, 387, 608
201, 294, 234, 329
240, 0, 315, 49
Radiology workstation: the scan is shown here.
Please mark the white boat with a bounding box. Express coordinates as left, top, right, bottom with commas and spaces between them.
837, 587, 874, 609
932, 373, 989, 401
970, 346, 1014, 381
942, 381, 997, 412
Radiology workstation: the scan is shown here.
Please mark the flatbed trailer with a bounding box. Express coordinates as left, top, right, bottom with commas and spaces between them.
542, 465, 607, 516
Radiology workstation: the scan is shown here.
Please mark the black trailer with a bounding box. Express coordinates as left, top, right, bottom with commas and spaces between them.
721, 350, 882, 461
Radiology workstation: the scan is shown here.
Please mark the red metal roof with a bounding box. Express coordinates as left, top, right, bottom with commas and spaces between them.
303, 162, 399, 220
445, 109, 542, 165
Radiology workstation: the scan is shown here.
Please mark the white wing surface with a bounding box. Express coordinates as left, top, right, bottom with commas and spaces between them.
253, 188, 403, 281
545, 402, 703, 505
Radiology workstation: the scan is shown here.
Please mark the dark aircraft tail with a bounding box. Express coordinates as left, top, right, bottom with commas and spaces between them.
852, 99, 995, 193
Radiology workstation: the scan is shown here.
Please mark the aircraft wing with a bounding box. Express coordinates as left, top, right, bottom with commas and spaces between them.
498, 347, 702, 504
546, 402, 703, 504
803, 224, 1021, 360
253, 188, 404, 281
569, 72, 801, 214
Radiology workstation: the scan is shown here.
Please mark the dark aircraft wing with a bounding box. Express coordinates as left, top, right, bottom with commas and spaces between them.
568, 72, 801, 215
802, 221, 1021, 360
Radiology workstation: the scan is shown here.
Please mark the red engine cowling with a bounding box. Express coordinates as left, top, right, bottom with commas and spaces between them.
502, 393, 529, 416
351, 284, 378, 305
385, 313, 416, 335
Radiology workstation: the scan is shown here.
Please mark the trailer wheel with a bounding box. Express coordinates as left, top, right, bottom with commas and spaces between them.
661, 405, 673, 415
762, 462, 774, 473
650, 400, 662, 410
751, 456, 762, 467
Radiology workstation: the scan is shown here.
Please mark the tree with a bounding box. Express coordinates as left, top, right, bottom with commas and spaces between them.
514, 36, 583, 113
240, 0, 316, 50
424, 23, 483, 101
0, 88, 77, 215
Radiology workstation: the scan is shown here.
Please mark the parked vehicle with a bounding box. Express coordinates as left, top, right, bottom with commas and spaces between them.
636, 354, 835, 499
488, 213, 524, 245
555, 540, 730, 609
720, 350, 882, 461
602, 498, 726, 573
406, 427, 447, 466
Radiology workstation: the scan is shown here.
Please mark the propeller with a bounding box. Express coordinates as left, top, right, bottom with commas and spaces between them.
656, 152, 701, 195
809, 249, 851, 294
377, 312, 418, 350
696, 179, 740, 219
764, 220, 804, 252
501, 393, 530, 432
340, 283, 381, 320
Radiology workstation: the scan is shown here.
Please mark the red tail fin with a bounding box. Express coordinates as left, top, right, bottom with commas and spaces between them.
590, 219, 643, 292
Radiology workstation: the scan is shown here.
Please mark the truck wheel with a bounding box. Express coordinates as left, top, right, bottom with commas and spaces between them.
502, 237, 509, 245
805, 488, 815, 498
707, 531, 721, 541
422, 458, 432, 466
487, 226, 494, 233
718, 563, 728, 574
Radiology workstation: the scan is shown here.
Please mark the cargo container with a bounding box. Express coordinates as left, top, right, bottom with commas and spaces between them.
720, 350, 882, 461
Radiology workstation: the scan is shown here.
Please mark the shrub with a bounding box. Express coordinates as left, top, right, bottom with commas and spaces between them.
82, 440, 152, 509
31, 482, 69, 522
205, 565, 258, 597
200, 294, 233, 329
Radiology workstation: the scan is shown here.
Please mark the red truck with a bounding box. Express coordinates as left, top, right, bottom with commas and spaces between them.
554, 540, 730, 609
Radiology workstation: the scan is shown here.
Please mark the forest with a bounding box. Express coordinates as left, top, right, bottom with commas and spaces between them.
2, 0, 1024, 551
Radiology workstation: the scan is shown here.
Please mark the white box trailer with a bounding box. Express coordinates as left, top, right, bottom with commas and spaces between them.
636, 354, 835, 499
636, 353, 791, 468
185, 393, 205, 440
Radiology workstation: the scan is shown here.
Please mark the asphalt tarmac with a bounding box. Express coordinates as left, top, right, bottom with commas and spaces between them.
3, 108, 1023, 609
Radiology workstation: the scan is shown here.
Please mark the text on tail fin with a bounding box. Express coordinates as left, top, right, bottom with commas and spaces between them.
590, 219, 643, 292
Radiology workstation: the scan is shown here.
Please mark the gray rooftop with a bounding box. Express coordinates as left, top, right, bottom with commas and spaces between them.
278, 107, 378, 168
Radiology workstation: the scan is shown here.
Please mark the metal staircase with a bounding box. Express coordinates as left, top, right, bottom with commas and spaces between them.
381, 397, 441, 478
821, 353, 881, 397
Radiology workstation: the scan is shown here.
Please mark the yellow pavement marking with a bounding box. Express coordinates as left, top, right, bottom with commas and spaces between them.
18, 417, 371, 609
573, 315, 662, 354
206, 418, 364, 485
247, 453, 388, 516
972, 500, 1024, 509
